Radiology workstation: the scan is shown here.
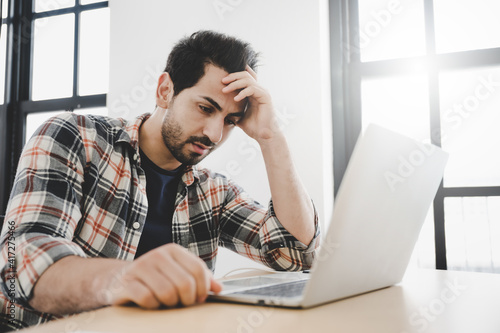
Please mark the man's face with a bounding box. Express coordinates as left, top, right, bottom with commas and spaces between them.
161, 64, 246, 165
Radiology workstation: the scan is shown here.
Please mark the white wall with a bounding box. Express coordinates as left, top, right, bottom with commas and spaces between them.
108, 0, 333, 277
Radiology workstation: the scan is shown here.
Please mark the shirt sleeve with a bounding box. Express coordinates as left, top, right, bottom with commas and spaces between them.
0, 114, 88, 308
218, 179, 320, 271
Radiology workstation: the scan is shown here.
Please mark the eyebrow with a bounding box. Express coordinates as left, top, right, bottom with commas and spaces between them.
202, 96, 222, 111
201, 96, 245, 118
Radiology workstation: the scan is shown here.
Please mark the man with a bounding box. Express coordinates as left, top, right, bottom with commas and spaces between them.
0, 30, 320, 329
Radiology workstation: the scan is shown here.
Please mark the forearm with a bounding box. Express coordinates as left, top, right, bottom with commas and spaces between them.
223, 67, 315, 245
259, 133, 315, 245
29, 255, 128, 315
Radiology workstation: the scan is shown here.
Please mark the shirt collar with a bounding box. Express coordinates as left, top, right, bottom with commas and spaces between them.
115, 113, 151, 150
181, 165, 200, 187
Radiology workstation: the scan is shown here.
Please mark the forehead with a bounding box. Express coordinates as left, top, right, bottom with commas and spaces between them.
185, 64, 245, 113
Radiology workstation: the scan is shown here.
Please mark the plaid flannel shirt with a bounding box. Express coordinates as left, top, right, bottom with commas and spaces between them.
0, 112, 320, 329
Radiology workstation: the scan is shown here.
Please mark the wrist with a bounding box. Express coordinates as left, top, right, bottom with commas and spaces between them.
92, 259, 130, 307
257, 130, 287, 150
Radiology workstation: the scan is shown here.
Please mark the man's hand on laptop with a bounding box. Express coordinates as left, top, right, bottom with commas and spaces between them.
110, 243, 222, 308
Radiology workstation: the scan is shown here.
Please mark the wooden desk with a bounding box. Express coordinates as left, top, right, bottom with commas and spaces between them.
18, 269, 500, 333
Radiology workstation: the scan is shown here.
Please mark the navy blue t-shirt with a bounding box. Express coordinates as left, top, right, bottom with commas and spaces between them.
135, 149, 184, 258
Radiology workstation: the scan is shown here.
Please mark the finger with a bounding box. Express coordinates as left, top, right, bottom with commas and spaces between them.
210, 278, 223, 294
148, 270, 180, 307
171, 247, 211, 304
155, 253, 197, 306
222, 71, 254, 84
234, 86, 256, 102
132, 262, 180, 307
112, 279, 161, 309
246, 65, 258, 80
222, 77, 254, 94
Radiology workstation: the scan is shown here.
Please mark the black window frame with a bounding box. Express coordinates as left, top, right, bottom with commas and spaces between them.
0, 0, 108, 219
330, 0, 500, 270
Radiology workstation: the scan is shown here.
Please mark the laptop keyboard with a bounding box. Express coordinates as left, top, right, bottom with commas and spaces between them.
233, 279, 307, 298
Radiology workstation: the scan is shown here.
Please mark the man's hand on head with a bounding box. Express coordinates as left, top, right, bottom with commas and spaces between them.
109, 243, 222, 309
221, 66, 281, 143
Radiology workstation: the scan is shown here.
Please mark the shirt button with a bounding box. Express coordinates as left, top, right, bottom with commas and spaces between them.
132, 222, 141, 230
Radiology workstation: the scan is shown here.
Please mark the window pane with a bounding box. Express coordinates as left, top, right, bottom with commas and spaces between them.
2, 0, 7, 19
25, 109, 107, 143
361, 73, 430, 140
74, 107, 108, 117
35, 0, 75, 13
25, 111, 65, 142
80, 0, 106, 4
79, 8, 110, 96
434, 0, 500, 54
408, 207, 436, 269
32, 14, 75, 101
445, 197, 500, 273
439, 66, 500, 187
357, 0, 426, 62
0, 24, 7, 105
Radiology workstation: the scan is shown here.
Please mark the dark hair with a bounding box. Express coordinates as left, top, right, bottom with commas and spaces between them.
164, 30, 259, 96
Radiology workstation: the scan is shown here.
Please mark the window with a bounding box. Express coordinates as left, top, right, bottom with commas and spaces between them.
0, 0, 8, 105
0, 0, 109, 217
331, 0, 500, 272
0, 0, 13, 215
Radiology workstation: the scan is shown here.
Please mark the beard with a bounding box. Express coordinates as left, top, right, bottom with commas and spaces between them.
161, 108, 216, 166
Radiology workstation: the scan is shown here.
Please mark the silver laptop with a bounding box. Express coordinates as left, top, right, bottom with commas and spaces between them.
209, 123, 449, 308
